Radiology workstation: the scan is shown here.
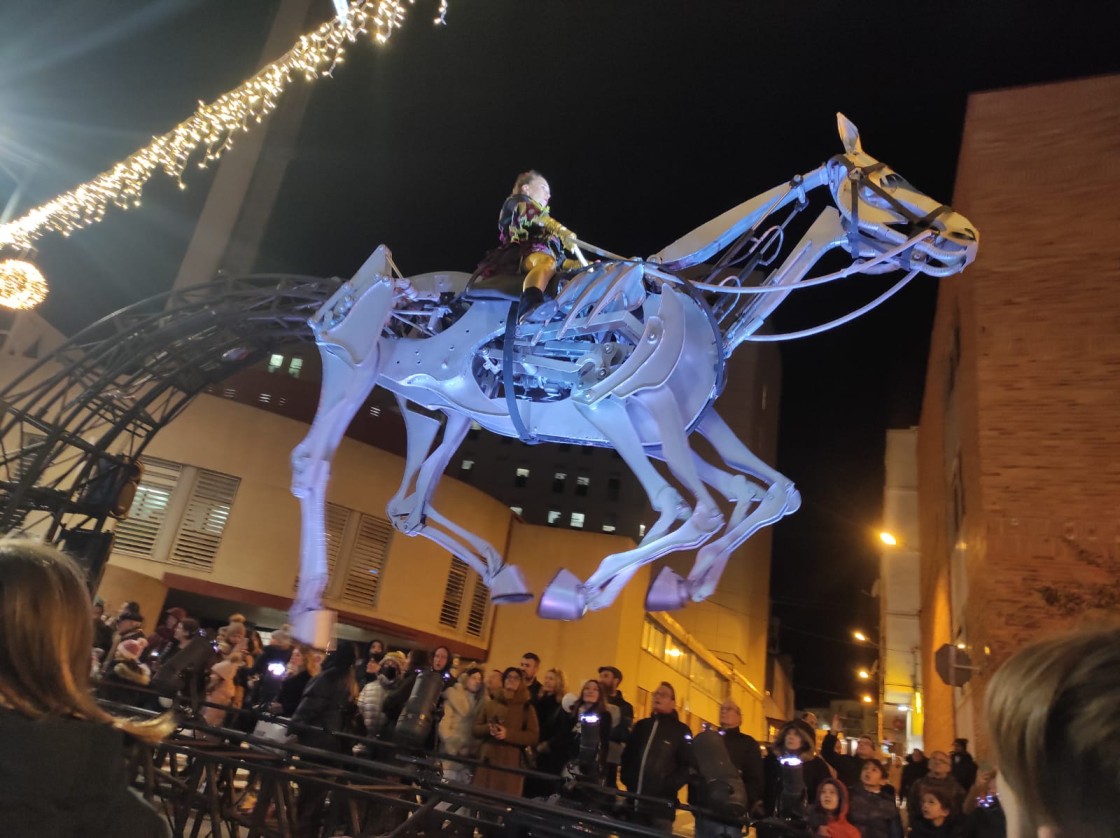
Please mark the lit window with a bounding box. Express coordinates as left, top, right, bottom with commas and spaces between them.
468, 421, 481, 440
515, 467, 530, 488
575, 475, 590, 496
510, 506, 523, 516
638, 523, 647, 538
553, 472, 567, 493
570, 511, 585, 529
602, 514, 616, 533
369, 405, 381, 418
267, 353, 284, 373
258, 393, 271, 404
460, 459, 474, 471
547, 510, 561, 525
288, 357, 303, 378
607, 475, 621, 501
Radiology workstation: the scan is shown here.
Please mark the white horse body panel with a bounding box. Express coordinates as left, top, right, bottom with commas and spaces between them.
288, 115, 979, 644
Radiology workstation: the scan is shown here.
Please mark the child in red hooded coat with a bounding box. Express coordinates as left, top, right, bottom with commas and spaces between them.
808, 778, 861, 838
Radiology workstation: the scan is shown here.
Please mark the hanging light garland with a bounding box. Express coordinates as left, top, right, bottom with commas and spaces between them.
0, 0, 449, 254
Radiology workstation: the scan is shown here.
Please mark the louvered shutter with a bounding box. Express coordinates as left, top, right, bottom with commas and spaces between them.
168, 470, 239, 570
324, 502, 349, 581
340, 513, 392, 606
439, 557, 470, 628
466, 574, 490, 637
113, 458, 182, 558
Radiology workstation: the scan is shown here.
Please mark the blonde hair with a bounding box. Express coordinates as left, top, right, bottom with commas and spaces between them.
0, 540, 172, 743
986, 628, 1120, 838
543, 667, 566, 696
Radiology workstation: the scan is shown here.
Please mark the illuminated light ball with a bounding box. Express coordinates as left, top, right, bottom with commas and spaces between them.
0, 259, 49, 310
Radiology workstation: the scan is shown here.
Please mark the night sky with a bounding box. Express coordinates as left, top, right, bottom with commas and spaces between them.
3, 0, 1117, 707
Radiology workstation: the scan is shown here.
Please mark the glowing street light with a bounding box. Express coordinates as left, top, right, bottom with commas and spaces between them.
879, 531, 898, 546
858, 669, 871, 680
853, 630, 870, 643
861, 694, 874, 704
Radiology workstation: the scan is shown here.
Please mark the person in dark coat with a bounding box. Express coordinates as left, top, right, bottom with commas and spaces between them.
907, 751, 965, 831
690, 698, 765, 837
950, 739, 978, 795
620, 681, 696, 833
543, 678, 612, 790
910, 786, 965, 837
598, 665, 634, 787
0, 540, 172, 838
961, 769, 1005, 838
269, 645, 315, 718
289, 640, 357, 752
900, 748, 928, 801
762, 719, 834, 819
380, 647, 428, 738
847, 759, 903, 838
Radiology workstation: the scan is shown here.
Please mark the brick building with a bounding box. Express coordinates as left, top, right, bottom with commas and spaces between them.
917, 74, 1120, 756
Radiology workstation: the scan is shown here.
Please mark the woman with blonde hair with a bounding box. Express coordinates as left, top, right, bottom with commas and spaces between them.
0, 540, 171, 836
986, 626, 1120, 838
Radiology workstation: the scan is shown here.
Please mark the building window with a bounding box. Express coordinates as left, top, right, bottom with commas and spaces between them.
638, 523, 647, 538
468, 421, 481, 441
461, 458, 474, 472
267, 353, 284, 373
510, 506, 523, 517
553, 471, 567, 493
368, 405, 381, 418
515, 467, 530, 488
607, 475, 621, 502
339, 513, 393, 607
547, 510, 562, 526
575, 475, 590, 497
570, 511, 585, 529
439, 557, 471, 628
601, 515, 616, 533
288, 357, 303, 378
114, 457, 240, 572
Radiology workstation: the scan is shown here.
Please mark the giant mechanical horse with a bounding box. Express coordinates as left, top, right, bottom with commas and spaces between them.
287, 115, 978, 645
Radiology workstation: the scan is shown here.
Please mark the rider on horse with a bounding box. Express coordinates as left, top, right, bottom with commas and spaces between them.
474, 170, 582, 323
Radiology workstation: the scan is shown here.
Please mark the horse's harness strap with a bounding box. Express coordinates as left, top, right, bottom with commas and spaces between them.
503, 303, 537, 444
842, 162, 949, 256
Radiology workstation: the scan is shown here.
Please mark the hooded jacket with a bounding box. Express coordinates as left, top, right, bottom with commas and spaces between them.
763, 719, 835, 816
438, 671, 485, 758
0, 708, 168, 838
808, 778, 861, 838
470, 682, 539, 797
357, 651, 406, 740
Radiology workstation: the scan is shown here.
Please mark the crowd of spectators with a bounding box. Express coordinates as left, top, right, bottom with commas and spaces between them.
77, 587, 1120, 838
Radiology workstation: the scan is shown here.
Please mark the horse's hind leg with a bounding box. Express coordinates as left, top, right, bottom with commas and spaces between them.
661, 409, 800, 603
538, 398, 692, 619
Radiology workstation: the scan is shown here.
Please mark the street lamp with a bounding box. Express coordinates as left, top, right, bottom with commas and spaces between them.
879, 531, 898, 546
853, 629, 884, 744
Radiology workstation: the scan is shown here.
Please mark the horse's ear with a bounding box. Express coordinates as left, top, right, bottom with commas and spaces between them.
837, 113, 862, 154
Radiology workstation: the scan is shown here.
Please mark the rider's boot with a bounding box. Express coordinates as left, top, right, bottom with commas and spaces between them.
518, 251, 556, 323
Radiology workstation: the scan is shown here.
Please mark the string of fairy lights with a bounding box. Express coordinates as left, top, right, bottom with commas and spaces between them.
0, 0, 449, 309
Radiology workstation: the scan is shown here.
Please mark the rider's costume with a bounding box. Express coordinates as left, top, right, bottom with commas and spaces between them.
474, 193, 567, 279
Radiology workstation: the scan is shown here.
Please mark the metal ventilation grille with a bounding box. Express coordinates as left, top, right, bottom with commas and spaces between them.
169, 469, 240, 570
439, 557, 470, 628
466, 573, 490, 637
113, 458, 182, 558
340, 513, 392, 607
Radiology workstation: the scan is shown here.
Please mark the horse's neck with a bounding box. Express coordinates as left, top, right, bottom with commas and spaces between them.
651, 164, 830, 271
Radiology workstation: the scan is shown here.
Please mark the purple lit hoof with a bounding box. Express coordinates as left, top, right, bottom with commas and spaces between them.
488, 564, 532, 604
538, 569, 588, 620
645, 566, 689, 611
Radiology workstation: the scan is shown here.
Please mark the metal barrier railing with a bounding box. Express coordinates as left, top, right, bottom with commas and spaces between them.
99, 688, 696, 837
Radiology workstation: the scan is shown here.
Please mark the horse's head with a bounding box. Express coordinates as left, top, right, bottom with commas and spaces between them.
829, 113, 978, 276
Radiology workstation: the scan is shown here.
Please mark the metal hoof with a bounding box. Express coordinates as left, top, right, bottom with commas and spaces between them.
290, 609, 337, 649
488, 564, 533, 604
538, 569, 588, 620
645, 566, 689, 611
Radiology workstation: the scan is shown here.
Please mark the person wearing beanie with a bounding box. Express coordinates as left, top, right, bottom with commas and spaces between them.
98, 637, 152, 708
